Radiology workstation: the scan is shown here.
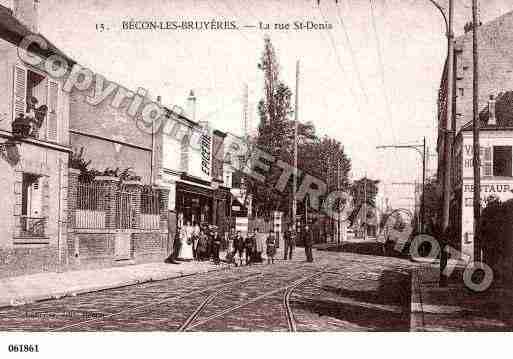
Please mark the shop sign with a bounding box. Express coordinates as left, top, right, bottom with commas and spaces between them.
463, 183, 512, 193
201, 132, 212, 176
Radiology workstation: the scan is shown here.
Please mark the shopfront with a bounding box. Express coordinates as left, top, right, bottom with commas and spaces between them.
176, 178, 213, 226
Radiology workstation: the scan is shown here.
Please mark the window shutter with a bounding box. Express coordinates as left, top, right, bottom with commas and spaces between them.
483, 147, 493, 177
47, 80, 58, 142
13, 65, 27, 121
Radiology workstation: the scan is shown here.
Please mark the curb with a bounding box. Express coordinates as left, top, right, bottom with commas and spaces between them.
410, 268, 425, 331
0, 263, 231, 310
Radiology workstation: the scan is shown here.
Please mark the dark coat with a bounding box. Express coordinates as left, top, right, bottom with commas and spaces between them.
303, 229, 314, 246
266, 235, 277, 257
245, 235, 255, 251
233, 235, 245, 251
284, 230, 296, 245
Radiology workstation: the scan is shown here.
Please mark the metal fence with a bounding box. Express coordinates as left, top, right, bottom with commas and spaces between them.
76, 182, 107, 229
140, 187, 160, 229
116, 188, 138, 229
73, 182, 161, 230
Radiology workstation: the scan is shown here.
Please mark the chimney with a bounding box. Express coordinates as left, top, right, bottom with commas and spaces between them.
187, 90, 196, 122
488, 94, 497, 125
13, 0, 39, 33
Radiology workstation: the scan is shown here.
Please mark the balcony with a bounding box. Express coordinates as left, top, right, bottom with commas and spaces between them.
17, 216, 47, 238
12, 107, 48, 141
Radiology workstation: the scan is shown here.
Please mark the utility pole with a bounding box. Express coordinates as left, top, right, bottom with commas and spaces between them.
337, 158, 341, 244
472, 0, 481, 262
242, 83, 249, 139
421, 137, 426, 232
293, 60, 299, 233
376, 142, 426, 231
440, 0, 455, 288
363, 174, 367, 240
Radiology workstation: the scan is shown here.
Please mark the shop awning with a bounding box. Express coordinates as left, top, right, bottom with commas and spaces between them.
176, 180, 213, 198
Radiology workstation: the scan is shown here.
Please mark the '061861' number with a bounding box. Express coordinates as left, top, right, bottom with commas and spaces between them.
8, 344, 39, 353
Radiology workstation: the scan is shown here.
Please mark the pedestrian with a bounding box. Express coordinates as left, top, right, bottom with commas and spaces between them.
303, 225, 314, 262
164, 211, 180, 264
283, 225, 296, 260
192, 222, 200, 260
178, 222, 194, 260
266, 230, 277, 264
245, 231, 255, 265
233, 230, 245, 266
254, 228, 265, 263
197, 228, 209, 261
211, 229, 222, 265
173, 226, 183, 261
224, 228, 237, 265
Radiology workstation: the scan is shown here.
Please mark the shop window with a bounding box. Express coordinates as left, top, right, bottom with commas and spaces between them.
493, 146, 512, 177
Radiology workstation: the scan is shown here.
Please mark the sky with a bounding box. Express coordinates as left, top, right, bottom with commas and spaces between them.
25, 0, 513, 210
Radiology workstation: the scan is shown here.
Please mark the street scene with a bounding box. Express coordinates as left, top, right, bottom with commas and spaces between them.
1, 0, 513, 346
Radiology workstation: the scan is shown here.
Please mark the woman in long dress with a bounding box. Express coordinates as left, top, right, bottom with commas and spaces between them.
178, 223, 194, 260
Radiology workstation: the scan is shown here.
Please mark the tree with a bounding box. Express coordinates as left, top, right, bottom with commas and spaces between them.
351, 177, 379, 208
244, 36, 352, 219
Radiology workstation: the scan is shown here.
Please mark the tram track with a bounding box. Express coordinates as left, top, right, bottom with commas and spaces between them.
50, 272, 263, 332
50, 263, 340, 332
185, 268, 331, 331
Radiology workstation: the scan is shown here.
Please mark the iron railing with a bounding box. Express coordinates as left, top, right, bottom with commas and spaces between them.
18, 216, 46, 237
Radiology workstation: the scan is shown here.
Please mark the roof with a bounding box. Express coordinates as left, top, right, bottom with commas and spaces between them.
455, 10, 513, 46
461, 91, 513, 131
0, 4, 75, 65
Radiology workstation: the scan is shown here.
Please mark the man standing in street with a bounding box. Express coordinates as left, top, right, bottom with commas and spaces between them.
283, 225, 296, 260
211, 228, 222, 265
303, 225, 314, 262
165, 211, 180, 264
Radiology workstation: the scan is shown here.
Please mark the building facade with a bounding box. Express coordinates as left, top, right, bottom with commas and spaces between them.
451, 94, 513, 260
0, 1, 71, 277
437, 11, 513, 261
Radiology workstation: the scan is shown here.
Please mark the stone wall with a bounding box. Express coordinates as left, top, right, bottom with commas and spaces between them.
0, 245, 59, 279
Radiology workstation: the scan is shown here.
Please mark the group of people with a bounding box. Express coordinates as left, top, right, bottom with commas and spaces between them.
165, 222, 223, 265
226, 228, 278, 266
165, 222, 315, 266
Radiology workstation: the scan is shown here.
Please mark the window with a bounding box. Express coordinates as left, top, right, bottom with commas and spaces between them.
493, 146, 512, 177
20, 173, 45, 237
13, 65, 58, 141
482, 147, 493, 177
458, 88, 464, 97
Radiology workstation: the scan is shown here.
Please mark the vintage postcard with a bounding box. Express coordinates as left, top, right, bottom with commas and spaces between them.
0, 0, 512, 356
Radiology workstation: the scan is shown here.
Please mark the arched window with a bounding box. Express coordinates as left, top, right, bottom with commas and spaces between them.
180, 135, 190, 173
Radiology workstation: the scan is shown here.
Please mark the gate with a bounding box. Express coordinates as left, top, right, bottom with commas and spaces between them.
116, 188, 138, 229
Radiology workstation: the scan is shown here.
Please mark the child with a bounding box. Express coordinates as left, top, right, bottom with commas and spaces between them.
266, 230, 277, 264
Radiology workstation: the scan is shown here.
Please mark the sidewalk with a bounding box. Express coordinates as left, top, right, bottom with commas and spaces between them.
410, 264, 513, 331
0, 259, 230, 309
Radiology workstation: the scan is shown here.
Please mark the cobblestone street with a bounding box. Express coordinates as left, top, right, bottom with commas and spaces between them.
0, 249, 414, 332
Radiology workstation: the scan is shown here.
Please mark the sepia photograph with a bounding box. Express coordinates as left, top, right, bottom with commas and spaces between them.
1, 0, 513, 356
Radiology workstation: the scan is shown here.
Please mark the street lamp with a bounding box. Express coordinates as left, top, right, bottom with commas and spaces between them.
376, 137, 426, 232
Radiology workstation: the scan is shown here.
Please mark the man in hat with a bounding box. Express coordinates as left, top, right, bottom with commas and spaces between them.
283, 225, 296, 260
303, 225, 314, 262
